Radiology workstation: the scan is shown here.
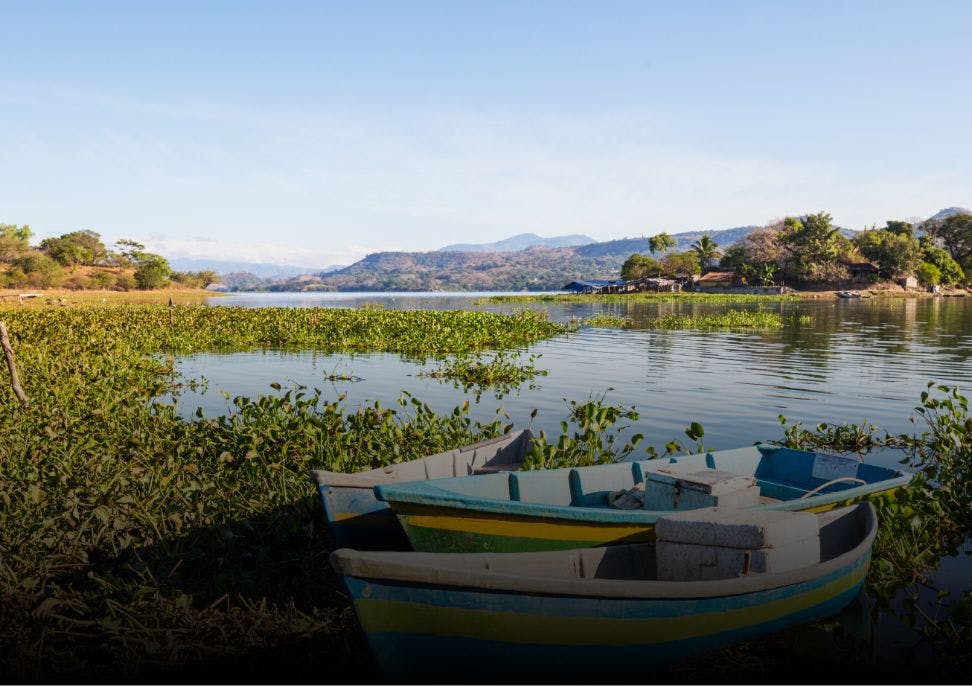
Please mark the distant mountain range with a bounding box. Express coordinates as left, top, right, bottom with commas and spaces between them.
215, 208, 967, 292
169, 258, 344, 280
928, 207, 971, 221
439, 233, 595, 252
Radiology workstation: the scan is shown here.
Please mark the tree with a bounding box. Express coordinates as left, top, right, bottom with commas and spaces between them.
915, 262, 941, 286
134, 254, 172, 289
112, 239, 146, 267
690, 235, 721, 270
718, 245, 748, 275
0, 223, 32, 261
661, 251, 700, 277
925, 213, 972, 273
922, 246, 965, 286
195, 270, 220, 287
885, 220, 914, 237
740, 227, 784, 265
855, 228, 924, 278
620, 254, 661, 280
780, 212, 849, 282
648, 232, 676, 255
40, 230, 107, 266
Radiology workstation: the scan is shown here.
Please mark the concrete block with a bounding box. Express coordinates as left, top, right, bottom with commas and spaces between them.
655, 508, 820, 548
656, 538, 822, 581
644, 469, 760, 511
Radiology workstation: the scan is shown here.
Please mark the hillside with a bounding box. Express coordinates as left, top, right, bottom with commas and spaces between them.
220, 207, 964, 292
312, 247, 620, 291
310, 226, 761, 291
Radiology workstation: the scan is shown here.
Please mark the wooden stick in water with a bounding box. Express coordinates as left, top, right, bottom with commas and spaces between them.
0, 322, 29, 407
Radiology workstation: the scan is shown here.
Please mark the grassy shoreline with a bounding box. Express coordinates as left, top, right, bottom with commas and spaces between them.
0, 287, 224, 306
478, 288, 969, 304
0, 304, 967, 680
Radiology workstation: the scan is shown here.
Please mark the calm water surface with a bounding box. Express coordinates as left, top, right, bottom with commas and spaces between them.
186, 293, 972, 471
188, 292, 972, 673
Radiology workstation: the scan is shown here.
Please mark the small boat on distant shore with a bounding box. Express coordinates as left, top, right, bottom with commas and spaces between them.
836, 290, 863, 299
310, 430, 532, 549
374, 444, 911, 553
331, 503, 877, 681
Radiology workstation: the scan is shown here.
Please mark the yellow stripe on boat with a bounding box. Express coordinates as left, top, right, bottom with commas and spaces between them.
353, 564, 866, 645
400, 505, 655, 543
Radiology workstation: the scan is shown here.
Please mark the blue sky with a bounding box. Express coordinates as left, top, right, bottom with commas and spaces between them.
1, 1, 969, 267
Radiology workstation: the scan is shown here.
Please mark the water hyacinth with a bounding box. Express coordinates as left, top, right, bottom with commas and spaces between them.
478, 292, 802, 304
0, 304, 561, 680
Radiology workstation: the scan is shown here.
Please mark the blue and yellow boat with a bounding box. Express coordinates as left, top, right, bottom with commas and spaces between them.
310, 430, 532, 549
374, 444, 910, 552
331, 503, 877, 681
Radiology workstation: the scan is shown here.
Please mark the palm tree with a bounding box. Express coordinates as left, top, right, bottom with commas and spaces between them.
648, 232, 676, 255
691, 235, 721, 270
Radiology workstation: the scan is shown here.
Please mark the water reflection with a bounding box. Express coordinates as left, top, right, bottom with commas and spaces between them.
186, 295, 972, 472
194, 292, 972, 676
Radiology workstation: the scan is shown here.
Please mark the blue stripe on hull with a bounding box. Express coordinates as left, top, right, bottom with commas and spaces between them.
360, 584, 864, 681
318, 485, 411, 550
340, 554, 869, 680
343, 554, 868, 618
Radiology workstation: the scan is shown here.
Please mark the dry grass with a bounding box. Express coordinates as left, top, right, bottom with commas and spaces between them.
0, 288, 222, 307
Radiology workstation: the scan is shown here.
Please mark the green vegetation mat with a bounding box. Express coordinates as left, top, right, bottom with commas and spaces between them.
478, 292, 802, 304
0, 305, 967, 680
0, 305, 563, 679
583, 310, 810, 330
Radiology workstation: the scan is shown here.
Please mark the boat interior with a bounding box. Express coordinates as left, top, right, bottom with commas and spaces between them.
332, 504, 873, 589
424, 445, 902, 508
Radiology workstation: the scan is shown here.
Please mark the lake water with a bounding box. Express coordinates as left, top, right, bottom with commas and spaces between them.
184, 291, 972, 675
183, 292, 972, 472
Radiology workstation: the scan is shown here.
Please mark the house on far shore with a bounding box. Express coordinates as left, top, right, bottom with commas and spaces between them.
897, 274, 918, 290
694, 271, 735, 292
848, 262, 880, 282
563, 279, 626, 294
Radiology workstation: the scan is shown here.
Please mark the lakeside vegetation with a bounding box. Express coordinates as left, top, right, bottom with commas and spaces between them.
479, 292, 803, 304
0, 305, 564, 680
0, 224, 219, 292
418, 351, 548, 399
584, 310, 810, 330
621, 212, 972, 291
0, 303, 967, 679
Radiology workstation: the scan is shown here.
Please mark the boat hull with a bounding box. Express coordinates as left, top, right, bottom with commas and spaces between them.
391, 484, 902, 553
314, 430, 533, 549
319, 484, 408, 550
340, 550, 870, 680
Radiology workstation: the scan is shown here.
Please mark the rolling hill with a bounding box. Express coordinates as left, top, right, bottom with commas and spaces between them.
218, 208, 966, 292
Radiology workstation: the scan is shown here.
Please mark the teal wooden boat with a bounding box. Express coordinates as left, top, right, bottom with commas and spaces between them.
373, 444, 911, 552
309, 430, 532, 549
332, 503, 877, 681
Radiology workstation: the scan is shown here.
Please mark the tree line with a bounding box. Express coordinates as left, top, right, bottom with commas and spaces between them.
0, 225, 219, 290
622, 212, 971, 288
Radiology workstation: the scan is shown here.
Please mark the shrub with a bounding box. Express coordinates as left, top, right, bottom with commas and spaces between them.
88, 270, 118, 289
114, 273, 136, 291
11, 251, 64, 288
916, 262, 941, 286
134, 255, 172, 289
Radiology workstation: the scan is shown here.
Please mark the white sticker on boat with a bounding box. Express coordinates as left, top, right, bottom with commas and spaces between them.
811, 453, 859, 480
